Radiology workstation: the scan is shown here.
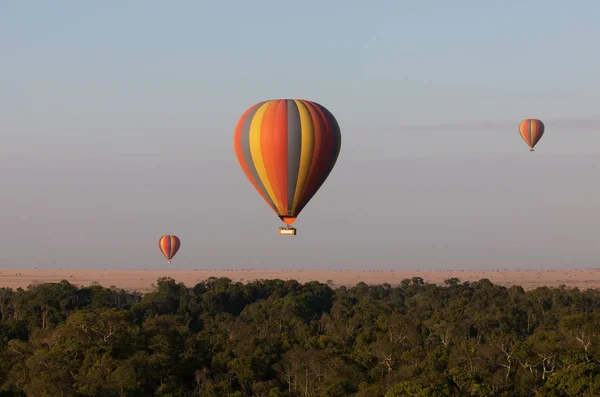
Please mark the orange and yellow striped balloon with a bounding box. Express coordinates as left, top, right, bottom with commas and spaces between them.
519, 119, 545, 151
233, 99, 342, 225
158, 235, 180, 264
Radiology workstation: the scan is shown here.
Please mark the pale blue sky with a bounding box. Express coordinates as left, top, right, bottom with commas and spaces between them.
1, 1, 599, 270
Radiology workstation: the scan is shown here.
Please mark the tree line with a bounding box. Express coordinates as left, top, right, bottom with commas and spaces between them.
0, 276, 599, 396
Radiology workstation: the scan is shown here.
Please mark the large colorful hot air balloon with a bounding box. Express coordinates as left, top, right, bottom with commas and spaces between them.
233, 99, 342, 235
518, 119, 545, 152
158, 235, 180, 264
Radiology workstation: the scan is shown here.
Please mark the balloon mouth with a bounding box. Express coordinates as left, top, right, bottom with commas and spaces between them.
279, 216, 297, 225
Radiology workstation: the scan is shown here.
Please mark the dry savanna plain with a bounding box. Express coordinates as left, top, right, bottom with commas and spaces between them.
1, 268, 600, 293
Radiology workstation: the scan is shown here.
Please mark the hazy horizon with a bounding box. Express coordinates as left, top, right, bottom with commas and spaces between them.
1, 2, 599, 270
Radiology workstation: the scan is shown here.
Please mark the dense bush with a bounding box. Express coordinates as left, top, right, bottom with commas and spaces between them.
1, 276, 599, 396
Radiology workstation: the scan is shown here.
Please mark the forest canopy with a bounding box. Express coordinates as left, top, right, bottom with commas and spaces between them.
1, 276, 599, 396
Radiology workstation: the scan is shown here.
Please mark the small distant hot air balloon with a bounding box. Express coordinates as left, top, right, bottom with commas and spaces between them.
158, 235, 180, 264
519, 119, 545, 152
233, 99, 342, 235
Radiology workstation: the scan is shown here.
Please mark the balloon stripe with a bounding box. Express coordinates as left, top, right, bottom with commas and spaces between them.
291, 100, 315, 213
520, 120, 531, 147
236, 102, 279, 214
171, 236, 180, 258
295, 104, 341, 215
295, 101, 328, 212
518, 122, 526, 146
249, 102, 280, 210
324, 105, 342, 176
260, 101, 283, 213
312, 103, 338, 209
286, 100, 302, 214
533, 120, 544, 146
273, 100, 289, 213
163, 237, 170, 259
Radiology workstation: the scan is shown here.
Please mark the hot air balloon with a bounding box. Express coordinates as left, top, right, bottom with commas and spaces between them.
233, 99, 342, 235
158, 235, 180, 264
519, 119, 545, 152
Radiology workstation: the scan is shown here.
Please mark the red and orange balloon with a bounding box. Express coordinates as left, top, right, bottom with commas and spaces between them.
233, 99, 341, 229
519, 119, 545, 152
158, 235, 180, 264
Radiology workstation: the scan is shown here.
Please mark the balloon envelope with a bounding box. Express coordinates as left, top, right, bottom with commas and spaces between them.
233, 99, 341, 225
158, 235, 180, 263
519, 119, 545, 151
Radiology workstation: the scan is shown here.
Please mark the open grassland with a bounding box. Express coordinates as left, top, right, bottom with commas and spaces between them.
1, 268, 600, 292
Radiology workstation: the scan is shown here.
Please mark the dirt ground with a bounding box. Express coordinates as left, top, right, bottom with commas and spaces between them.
1, 268, 599, 293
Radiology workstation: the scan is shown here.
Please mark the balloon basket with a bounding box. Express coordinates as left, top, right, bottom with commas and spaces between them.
530, 149, 534, 152
278, 226, 297, 236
